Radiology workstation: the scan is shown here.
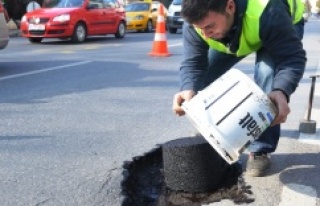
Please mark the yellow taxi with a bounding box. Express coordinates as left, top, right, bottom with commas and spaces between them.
125, 1, 167, 32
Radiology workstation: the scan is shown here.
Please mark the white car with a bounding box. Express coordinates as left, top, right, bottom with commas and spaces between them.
166, 0, 183, 34
0, 2, 9, 50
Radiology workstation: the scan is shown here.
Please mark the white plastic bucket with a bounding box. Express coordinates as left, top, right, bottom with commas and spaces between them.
182, 69, 277, 164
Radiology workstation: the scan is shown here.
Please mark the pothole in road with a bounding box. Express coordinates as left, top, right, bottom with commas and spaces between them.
121, 140, 255, 206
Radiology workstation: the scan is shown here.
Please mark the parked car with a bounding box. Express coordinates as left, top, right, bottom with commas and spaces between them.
166, 0, 183, 34
125, 1, 167, 32
0, 1, 9, 50
20, 0, 126, 43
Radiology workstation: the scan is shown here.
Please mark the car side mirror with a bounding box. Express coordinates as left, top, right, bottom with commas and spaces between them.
151, 8, 157, 12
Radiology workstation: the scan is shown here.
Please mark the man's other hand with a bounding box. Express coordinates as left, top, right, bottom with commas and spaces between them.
268, 90, 291, 126
172, 90, 196, 116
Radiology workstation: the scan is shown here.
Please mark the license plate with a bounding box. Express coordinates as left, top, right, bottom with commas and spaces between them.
177, 18, 184, 22
28, 24, 45, 31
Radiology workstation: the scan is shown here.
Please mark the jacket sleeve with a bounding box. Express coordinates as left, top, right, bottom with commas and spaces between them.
180, 22, 210, 91
260, 0, 307, 99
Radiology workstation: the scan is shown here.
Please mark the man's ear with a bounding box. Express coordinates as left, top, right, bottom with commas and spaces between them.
226, 0, 235, 14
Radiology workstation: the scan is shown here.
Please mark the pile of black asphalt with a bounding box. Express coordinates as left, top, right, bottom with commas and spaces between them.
121, 146, 254, 206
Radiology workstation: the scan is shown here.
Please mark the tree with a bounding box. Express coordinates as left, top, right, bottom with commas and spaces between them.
5, 0, 43, 20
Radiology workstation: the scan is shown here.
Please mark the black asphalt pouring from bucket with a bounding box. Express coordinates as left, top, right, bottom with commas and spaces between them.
121, 137, 255, 206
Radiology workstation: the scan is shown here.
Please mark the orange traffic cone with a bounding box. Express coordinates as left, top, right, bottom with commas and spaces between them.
149, 4, 171, 57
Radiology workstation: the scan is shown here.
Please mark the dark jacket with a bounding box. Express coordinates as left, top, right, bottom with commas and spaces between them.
179, 0, 306, 100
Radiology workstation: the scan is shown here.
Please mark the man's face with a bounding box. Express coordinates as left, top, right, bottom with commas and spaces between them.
193, 0, 235, 40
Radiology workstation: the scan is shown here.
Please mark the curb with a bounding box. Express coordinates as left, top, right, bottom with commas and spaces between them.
9, 30, 21, 38
7, 19, 21, 38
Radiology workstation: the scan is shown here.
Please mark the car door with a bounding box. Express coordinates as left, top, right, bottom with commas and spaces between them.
101, 0, 120, 33
85, 0, 105, 34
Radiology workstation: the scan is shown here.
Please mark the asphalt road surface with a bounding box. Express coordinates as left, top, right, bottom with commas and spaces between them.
0, 17, 319, 206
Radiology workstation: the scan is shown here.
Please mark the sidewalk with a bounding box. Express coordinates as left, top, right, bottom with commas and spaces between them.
7, 19, 21, 38
9, 29, 21, 38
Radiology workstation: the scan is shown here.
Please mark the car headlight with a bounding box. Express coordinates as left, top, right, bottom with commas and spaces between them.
53, 14, 70, 22
21, 16, 27, 22
133, 15, 144, 20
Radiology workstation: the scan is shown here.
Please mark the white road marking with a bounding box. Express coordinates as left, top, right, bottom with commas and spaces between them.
0, 61, 91, 81
168, 43, 182, 47
279, 183, 317, 206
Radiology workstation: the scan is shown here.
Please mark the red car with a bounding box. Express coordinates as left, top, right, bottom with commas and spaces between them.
20, 0, 126, 43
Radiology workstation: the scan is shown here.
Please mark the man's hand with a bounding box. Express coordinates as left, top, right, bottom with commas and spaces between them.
268, 90, 291, 126
172, 90, 196, 116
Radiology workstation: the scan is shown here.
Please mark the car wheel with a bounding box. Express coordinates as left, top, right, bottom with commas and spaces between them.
71, 22, 86, 43
28, 37, 43, 43
168, 27, 177, 34
144, 20, 153, 32
115, 21, 126, 38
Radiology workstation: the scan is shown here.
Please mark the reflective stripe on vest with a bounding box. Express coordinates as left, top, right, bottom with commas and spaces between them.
195, 0, 304, 57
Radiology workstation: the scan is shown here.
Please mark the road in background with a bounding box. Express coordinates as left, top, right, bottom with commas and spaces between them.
0, 18, 319, 206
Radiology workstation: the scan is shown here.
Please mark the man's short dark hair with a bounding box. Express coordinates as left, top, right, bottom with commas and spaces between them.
182, 0, 228, 24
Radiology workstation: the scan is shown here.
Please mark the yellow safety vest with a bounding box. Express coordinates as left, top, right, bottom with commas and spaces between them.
195, 0, 304, 57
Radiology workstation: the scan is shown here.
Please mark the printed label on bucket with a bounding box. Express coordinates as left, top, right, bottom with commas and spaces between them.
182, 69, 277, 164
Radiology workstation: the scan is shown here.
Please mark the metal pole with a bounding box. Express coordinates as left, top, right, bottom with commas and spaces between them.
307, 75, 320, 121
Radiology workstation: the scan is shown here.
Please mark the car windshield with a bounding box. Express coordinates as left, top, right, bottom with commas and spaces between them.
125, 3, 150, 12
172, 0, 182, 5
43, 0, 84, 8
